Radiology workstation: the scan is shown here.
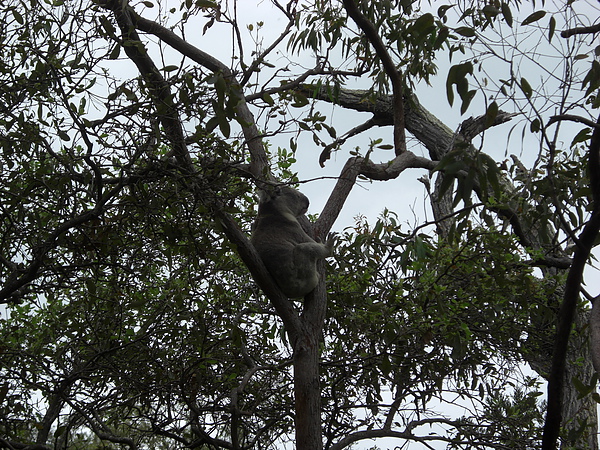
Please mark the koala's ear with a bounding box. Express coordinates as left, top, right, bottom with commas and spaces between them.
257, 189, 270, 203
257, 185, 284, 203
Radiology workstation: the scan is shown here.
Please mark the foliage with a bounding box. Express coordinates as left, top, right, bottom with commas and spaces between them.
1, 0, 599, 449
323, 213, 550, 444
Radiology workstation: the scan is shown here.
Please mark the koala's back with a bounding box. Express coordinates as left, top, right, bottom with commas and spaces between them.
251, 213, 311, 262
250, 187, 327, 297
250, 186, 313, 250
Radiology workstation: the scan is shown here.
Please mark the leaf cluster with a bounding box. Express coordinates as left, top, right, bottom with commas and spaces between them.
321, 211, 549, 446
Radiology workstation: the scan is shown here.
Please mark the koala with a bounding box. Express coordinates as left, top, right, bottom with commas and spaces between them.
251, 186, 332, 298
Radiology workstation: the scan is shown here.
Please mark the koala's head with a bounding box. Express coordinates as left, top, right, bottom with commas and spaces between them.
258, 186, 309, 217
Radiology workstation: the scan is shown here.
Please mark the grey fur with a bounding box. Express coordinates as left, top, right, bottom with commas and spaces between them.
251, 187, 332, 298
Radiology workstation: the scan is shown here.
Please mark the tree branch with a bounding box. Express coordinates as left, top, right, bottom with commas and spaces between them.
329, 418, 471, 450
102, 4, 306, 341
315, 152, 434, 240
548, 114, 600, 128
1, 439, 51, 450
302, 86, 452, 161
103, 1, 192, 168
240, 17, 294, 86
542, 113, 600, 450
0, 183, 123, 303
318, 117, 385, 167
126, 8, 270, 178
561, 23, 600, 38
341, 0, 406, 154
307, 86, 572, 268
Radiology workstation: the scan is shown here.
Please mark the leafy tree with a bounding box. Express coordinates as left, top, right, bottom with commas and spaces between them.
1, 1, 599, 449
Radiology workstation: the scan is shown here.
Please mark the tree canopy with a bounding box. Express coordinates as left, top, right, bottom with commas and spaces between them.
1, 1, 600, 449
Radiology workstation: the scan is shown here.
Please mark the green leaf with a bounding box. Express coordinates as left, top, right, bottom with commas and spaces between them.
548, 16, 556, 43
501, 2, 513, 27
460, 90, 476, 115
437, 4, 454, 18
291, 91, 309, 107
413, 13, 434, 33
455, 26, 476, 37
262, 93, 275, 106
323, 123, 337, 139
446, 62, 474, 107
520, 77, 533, 99
217, 112, 230, 138
205, 116, 219, 133
434, 26, 450, 49
570, 128, 592, 148
484, 101, 499, 128
12, 9, 24, 24
196, 0, 218, 7
582, 60, 600, 95
521, 10, 546, 26
482, 4, 500, 20
58, 130, 70, 141
214, 74, 227, 103
572, 376, 594, 398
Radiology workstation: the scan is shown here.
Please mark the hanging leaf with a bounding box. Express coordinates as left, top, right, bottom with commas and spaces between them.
58, 130, 70, 141
570, 128, 592, 148
501, 2, 513, 27
520, 77, 533, 99
484, 101, 499, 128
521, 10, 546, 26
446, 62, 474, 107
548, 16, 556, 43
455, 26, 476, 37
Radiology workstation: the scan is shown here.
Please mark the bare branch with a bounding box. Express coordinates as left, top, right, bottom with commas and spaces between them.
458, 111, 519, 140
316, 153, 434, 236
330, 418, 472, 450
561, 23, 600, 38
341, 0, 407, 154
302, 86, 452, 160
548, 114, 600, 128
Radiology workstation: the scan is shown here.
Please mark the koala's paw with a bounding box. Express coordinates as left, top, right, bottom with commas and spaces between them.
325, 232, 337, 251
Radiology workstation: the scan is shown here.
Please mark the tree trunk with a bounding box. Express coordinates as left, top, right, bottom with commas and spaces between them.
293, 333, 323, 450
291, 258, 329, 449
561, 308, 598, 450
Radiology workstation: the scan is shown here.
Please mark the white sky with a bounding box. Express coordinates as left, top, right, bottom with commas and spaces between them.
3, 1, 599, 448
